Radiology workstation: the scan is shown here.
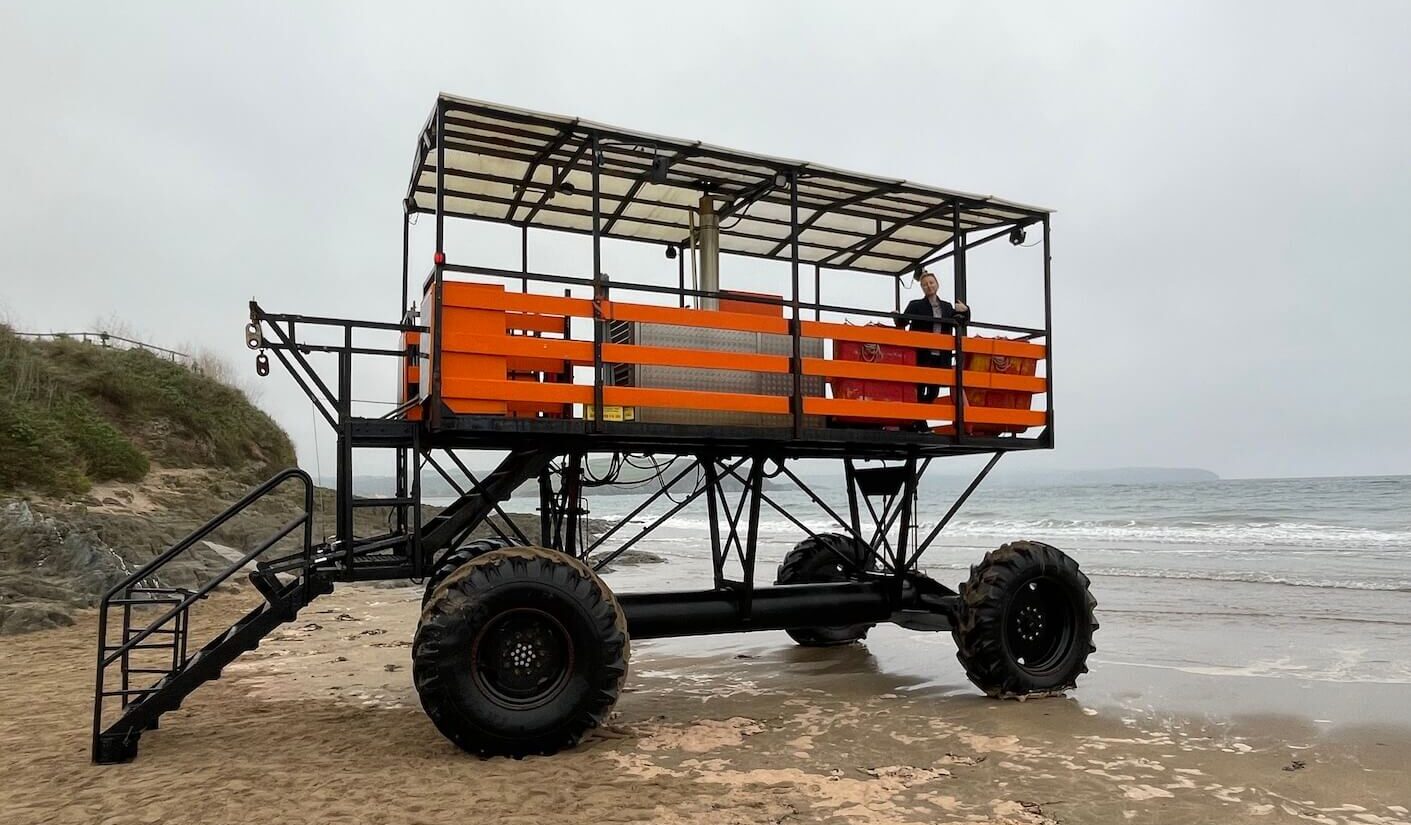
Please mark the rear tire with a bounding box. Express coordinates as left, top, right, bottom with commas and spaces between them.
422, 537, 509, 606
775, 533, 877, 646
413, 546, 629, 757
953, 540, 1097, 697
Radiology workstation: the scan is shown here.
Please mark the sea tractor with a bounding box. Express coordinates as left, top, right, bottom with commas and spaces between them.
92, 94, 1097, 762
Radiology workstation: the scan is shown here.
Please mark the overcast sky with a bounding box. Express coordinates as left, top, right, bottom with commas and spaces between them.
2, 1, 1408, 480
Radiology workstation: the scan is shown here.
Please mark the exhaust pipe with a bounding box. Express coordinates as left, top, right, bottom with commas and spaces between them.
697, 195, 720, 309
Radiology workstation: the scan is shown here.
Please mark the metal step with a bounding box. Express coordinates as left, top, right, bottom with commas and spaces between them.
93, 575, 332, 764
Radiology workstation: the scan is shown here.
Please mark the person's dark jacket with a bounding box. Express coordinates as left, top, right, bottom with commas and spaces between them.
894, 297, 970, 368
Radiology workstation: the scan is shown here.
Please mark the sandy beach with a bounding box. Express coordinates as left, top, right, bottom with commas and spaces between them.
3, 578, 1408, 825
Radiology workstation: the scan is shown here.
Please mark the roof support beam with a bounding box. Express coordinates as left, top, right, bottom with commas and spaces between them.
820, 201, 956, 268
601, 142, 700, 235
504, 122, 580, 221
519, 138, 594, 225
765, 183, 903, 257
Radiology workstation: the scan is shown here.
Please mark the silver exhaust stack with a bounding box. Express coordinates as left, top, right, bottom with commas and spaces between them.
697, 195, 720, 310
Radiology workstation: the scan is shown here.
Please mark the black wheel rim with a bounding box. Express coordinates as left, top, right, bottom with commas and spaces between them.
471, 607, 574, 709
1003, 576, 1077, 675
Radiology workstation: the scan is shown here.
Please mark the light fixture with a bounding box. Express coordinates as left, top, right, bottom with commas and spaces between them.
1009, 226, 1027, 246
650, 156, 670, 184
774, 172, 789, 188
665, 245, 678, 260
559, 181, 577, 196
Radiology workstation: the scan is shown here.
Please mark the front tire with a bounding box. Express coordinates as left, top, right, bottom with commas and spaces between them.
953, 541, 1097, 697
413, 546, 629, 757
775, 533, 878, 646
422, 537, 509, 606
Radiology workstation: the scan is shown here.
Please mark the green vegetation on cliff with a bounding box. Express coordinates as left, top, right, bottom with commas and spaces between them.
0, 325, 294, 495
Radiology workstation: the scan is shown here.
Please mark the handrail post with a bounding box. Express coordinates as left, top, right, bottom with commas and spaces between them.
789, 169, 803, 438
952, 199, 966, 441
590, 131, 605, 433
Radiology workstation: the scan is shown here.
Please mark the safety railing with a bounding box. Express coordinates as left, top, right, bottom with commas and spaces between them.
427, 268, 1049, 435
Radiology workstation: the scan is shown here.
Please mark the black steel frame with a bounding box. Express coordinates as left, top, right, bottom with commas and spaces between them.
90, 94, 1059, 766
240, 92, 1055, 631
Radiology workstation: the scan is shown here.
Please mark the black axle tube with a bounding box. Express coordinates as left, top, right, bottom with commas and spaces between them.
620, 581, 900, 640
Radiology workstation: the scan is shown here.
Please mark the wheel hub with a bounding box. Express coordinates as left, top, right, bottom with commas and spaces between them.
1005, 577, 1075, 673
472, 608, 574, 709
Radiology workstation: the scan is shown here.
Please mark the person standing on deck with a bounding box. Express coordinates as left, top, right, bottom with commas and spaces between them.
895, 270, 969, 405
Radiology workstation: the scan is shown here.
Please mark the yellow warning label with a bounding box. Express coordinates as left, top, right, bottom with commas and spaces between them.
584, 405, 636, 422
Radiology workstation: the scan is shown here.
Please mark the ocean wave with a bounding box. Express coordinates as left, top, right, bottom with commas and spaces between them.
620, 514, 1410, 549
920, 561, 1411, 593
932, 518, 1410, 548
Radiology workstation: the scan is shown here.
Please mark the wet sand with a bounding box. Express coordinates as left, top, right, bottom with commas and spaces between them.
3, 583, 1409, 825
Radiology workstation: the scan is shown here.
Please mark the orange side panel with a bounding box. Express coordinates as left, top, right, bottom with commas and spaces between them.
438, 296, 508, 415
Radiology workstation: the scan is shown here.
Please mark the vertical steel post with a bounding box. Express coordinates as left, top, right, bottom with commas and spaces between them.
789, 170, 803, 438
814, 264, 821, 321
951, 200, 966, 440
1042, 215, 1054, 444
401, 212, 409, 315
410, 428, 423, 577
591, 132, 605, 433
704, 458, 724, 587
337, 334, 353, 568
844, 458, 863, 545
677, 246, 686, 308
521, 224, 529, 293
431, 101, 447, 427
895, 455, 918, 575
564, 453, 582, 558
538, 469, 554, 547
741, 456, 764, 619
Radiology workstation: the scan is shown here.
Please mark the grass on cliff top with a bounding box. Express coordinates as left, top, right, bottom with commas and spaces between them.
0, 325, 295, 496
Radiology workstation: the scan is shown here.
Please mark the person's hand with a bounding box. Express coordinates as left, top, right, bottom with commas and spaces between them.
954, 300, 969, 313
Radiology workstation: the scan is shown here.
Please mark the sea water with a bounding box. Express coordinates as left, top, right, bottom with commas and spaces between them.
551, 473, 1411, 724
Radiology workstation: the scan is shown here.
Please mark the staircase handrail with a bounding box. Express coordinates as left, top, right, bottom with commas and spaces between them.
94, 468, 314, 670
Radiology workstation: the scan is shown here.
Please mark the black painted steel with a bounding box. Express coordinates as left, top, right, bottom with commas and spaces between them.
619, 582, 896, 640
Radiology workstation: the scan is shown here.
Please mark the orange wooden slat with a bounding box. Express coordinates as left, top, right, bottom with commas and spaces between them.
959, 337, 1048, 360
801, 320, 1048, 360
803, 397, 1045, 426
506, 313, 567, 334
803, 358, 951, 385
443, 378, 592, 405
602, 343, 788, 374
802, 320, 954, 350
444, 285, 595, 318
803, 397, 951, 421
443, 332, 593, 361
608, 302, 790, 335
603, 386, 789, 414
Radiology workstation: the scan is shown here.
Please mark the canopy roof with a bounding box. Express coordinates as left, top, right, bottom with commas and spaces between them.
408, 94, 1051, 277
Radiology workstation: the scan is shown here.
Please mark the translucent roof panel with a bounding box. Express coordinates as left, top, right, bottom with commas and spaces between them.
407, 94, 1051, 277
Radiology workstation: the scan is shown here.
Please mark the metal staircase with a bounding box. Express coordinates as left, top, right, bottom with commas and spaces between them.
91, 469, 326, 764
91, 449, 557, 763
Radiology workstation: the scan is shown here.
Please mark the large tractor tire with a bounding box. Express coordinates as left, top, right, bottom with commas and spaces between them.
774, 532, 878, 647
413, 546, 629, 757
421, 537, 509, 606
953, 541, 1097, 697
